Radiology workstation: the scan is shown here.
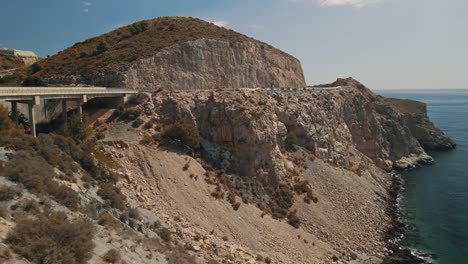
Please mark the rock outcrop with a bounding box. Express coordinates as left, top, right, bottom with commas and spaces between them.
151, 78, 453, 176
34, 17, 305, 90
385, 98, 456, 150
122, 39, 305, 90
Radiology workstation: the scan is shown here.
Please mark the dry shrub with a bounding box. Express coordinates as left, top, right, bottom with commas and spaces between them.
128, 208, 140, 220
97, 212, 121, 230
0, 185, 22, 201
97, 183, 126, 210
103, 248, 121, 263
182, 161, 190, 171
121, 107, 142, 121
140, 134, 154, 145
0, 244, 13, 261
4, 151, 80, 210
157, 227, 172, 242
161, 117, 200, 150
287, 211, 301, 229
6, 212, 95, 264
0, 205, 8, 218
11, 199, 41, 215
132, 118, 145, 128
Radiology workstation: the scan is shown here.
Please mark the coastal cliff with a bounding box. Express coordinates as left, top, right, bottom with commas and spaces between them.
152, 78, 452, 174
93, 78, 454, 263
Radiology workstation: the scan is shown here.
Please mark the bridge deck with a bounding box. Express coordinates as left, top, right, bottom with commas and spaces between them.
0, 87, 138, 101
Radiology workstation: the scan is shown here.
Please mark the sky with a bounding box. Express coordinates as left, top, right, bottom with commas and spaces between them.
1, 0, 467, 89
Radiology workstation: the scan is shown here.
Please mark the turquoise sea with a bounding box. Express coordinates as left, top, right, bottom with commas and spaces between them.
377, 89, 468, 264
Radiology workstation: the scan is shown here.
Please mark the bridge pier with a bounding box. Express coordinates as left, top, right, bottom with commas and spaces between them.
62, 100, 68, 124
28, 102, 36, 137
11, 102, 18, 128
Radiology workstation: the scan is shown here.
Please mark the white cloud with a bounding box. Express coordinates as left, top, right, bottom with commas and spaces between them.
82, 1, 91, 13
319, 0, 381, 8
249, 24, 265, 30
287, 0, 381, 8
210, 21, 230, 27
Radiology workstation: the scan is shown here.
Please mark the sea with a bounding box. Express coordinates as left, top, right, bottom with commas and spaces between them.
376, 89, 468, 264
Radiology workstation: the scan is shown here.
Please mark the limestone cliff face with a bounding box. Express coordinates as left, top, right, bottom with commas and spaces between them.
44, 39, 306, 90
122, 39, 305, 90
150, 78, 454, 178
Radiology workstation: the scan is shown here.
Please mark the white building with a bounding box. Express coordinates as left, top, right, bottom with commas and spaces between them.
0, 48, 38, 58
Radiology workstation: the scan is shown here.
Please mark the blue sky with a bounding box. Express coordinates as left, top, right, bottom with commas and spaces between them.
1, 0, 467, 89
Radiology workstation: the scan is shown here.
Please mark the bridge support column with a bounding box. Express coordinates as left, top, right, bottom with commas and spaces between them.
11, 102, 18, 128
28, 102, 36, 137
62, 100, 68, 124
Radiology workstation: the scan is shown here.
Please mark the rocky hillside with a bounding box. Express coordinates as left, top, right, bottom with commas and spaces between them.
0, 78, 455, 263
32, 17, 305, 90
94, 78, 453, 263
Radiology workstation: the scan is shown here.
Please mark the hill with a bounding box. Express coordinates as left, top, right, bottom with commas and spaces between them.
33, 17, 306, 90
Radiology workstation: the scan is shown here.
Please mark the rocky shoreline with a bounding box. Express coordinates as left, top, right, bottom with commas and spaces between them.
382, 172, 432, 264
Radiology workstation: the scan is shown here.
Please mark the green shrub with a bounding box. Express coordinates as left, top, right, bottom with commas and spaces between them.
30, 63, 42, 74
161, 117, 200, 150
21, 76, 46, 87
61, 113, 91, 142
285, 132, 297, 149
130, 21, 149, 35
6, 212, 95, 264
132, 118, 144, 128
93, 41, 109, 56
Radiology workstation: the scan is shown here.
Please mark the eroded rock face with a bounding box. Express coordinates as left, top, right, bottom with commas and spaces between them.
151, 78, 454, 177
387, 99, 457, 150
123, 39, 305, 90
47, 39, 305, 90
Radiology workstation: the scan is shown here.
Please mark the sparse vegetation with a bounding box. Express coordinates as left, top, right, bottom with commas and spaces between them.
161, 117, 200, 150
6, 212, 95, 264
3, 151, 80, 210
285, 131, 297, 149
32, 17, 285, 83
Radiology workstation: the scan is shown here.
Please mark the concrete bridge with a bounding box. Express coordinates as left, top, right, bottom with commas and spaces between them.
0, 87, 138, 136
